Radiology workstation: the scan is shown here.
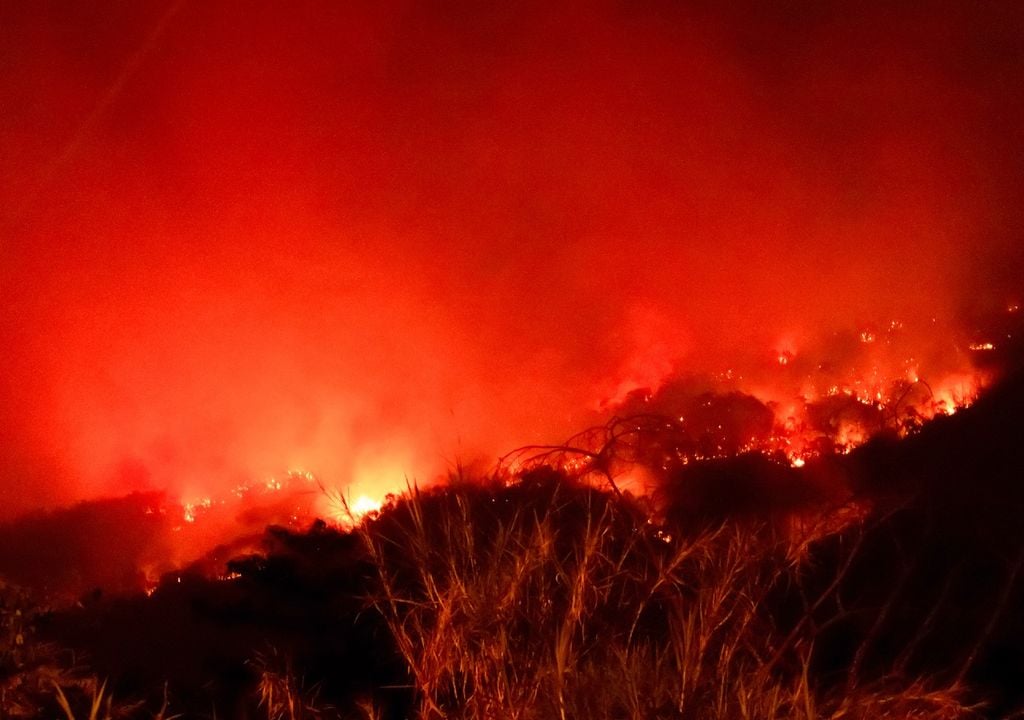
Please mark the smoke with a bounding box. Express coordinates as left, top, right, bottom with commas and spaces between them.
2, 1, 1023, 520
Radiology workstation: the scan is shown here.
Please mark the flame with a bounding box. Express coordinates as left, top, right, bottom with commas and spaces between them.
593, 315, 991, 472
316, 490, 385, 526
349, 495, 382, 517
128, 313, 999, 580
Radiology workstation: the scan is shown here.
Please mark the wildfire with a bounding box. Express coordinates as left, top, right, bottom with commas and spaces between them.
585, 314, 1001, 480
313, 489, 386, 527
349, 495, 383, 517
102, 344, 990, 606
139, 309, 1014, 568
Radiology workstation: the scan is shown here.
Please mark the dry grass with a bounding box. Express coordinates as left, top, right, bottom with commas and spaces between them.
353, 471, 982, 720
252, 648, 342, 720
2, 465, 1003, 718
0, 581, 181, 720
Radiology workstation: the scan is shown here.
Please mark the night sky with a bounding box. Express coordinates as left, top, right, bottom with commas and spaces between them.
2, 1, 1023, 517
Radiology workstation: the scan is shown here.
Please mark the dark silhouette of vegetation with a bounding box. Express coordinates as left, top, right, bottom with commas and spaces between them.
2, 370, 1024, 717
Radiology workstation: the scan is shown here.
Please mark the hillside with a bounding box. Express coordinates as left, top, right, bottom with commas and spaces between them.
0, 371, 1022, 717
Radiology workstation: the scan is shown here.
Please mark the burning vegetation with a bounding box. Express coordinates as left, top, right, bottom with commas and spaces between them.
3, 1, 1024, 718
1, 309, 1010, 603
0, 292, 1020, 719
1, 365, 1024, 718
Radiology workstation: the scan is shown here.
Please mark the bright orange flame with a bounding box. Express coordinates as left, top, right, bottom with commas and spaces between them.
150, 319, 990, 572
350, 495, 382, 517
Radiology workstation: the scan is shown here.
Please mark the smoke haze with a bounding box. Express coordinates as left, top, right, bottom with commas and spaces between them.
2, 1, 1023, 518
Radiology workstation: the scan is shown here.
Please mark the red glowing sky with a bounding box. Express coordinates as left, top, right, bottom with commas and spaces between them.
2, 1, 1023, 517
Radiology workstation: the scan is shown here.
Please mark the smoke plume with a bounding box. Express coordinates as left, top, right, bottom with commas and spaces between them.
2, 1, 1022, 521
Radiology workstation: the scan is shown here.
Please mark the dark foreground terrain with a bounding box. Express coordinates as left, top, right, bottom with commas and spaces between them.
2, 370, 1024, 718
